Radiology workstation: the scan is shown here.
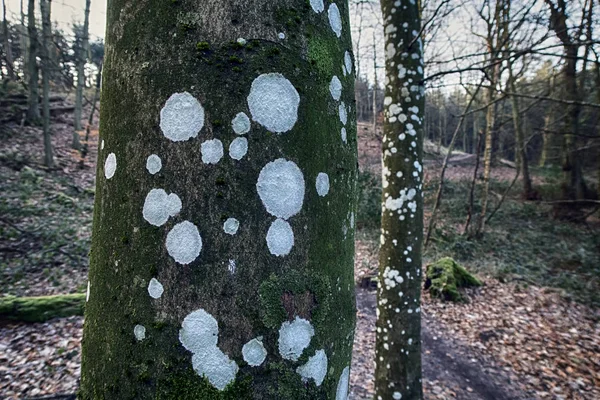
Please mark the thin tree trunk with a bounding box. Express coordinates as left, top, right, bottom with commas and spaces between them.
464, 131, 484, 236
376, 0, 424, 398
2, 0, 16, 80
73, 0, 91, 148
371, 29, 377, 135
79, 63, 100, 168
80, 1, 357, 397
26, 0, 40, 123
39, 0, 52, 168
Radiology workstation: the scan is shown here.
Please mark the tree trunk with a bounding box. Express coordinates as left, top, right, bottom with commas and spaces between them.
73, 0, 91, 148
26, 0, 40, 122
376, 0, 424, 398
477, 71, 497, 234
80, 1, 357, 398
39, 0, 53, 167
371, 29, 377, 135
2, 0, 16, 80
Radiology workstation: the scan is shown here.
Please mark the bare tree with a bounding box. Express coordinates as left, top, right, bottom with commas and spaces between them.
39, 0, 53, 167
73, 0, 91, 149
26, 0, 40, 122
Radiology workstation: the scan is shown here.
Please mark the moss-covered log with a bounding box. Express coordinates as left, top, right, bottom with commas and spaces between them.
80, 1, 357, 398
425, 257, 482, 302
0, 293, 85, 323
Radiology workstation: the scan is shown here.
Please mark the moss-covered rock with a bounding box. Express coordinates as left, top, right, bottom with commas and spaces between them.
424, 257, 482, 302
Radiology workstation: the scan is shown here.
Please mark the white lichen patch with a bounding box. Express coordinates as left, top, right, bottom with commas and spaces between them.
329, 76, 342, 101
223, 217, 240, 235
146, 154, 162, 174
316, 172, 330, 197
229, 137, 248, 160
278, 32, 286, 39
278, 316, 314, 361
344, 51, 353, 75
336, 366, 350, 400
247, 73, 299, 133
328, 3, 342, 37
179, 309, 219, 353
242, 338, 267, 366
192, 348, 238, 390
393, 392, 402, 399
231, 112, 251, 135
266, 218, 294, 256
310, 0, 324, 13
104, 153, 116, 179
86, 281, 90, 302
339, 102, 347, 125
160, 92, 205, 142
341, 127, 347, 143
134, 324, 146, 341
166, 221, 202, 265
148, 278, 164, 299
142, 189, 182, 227
256, 158, 305, 220
297, 349, 328, 386
201, 139, 224, 164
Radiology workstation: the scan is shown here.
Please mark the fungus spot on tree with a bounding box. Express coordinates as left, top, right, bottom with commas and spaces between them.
134, 324, 146, 341
328, 3, 342, 37
278, 316, 314, 361
336, 366, 350, 400
142, 189, 182, 227
166, 221, 202, 265
266, 218, 294, 256
146, 154, 162, 174
148, 278, 164, 299
329, 76, 342, 101
104, 153, 116, 179
231, 112, 250, 135
160, 92, 205, 142
229, 137, 248, 160
201, 139, 224, 164
310, 0, 324, 13
256, 158, 305, 219
242, 338, 267, 366
223, 217, 240, 235
316, 172, 330, 197
297, 349, 328, 386
247, 73, 299, 133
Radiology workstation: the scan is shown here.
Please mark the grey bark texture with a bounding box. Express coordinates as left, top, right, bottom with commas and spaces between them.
73, 0, 91, 146
39, 0, 53, 167
26, 0, 40, 123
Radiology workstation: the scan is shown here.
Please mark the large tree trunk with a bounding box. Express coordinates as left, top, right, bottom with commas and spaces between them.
39, 0, 53, 167
376, 0, 424, 398
26, 0, 40, 123
80, 1, 357, 398
73, 0, 91, 148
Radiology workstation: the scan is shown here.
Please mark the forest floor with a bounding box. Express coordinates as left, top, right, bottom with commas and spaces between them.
1, 116, 599, 399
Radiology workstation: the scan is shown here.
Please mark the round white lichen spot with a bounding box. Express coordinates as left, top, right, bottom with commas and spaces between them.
179, 308, 219, 353
344, 51, 353, 75
229, 137, 248, 160
328, 3, 342, 37
242, 338, 267, 366
297, 349, 328, 386
393, 392, 402, 399
316, 173, 330, 197
160, 92, 205, 142
266, 218, 294, 256
247, 73, 300, 133
278, 32, 286, 39
166, 221, 202, 265
104, 153, 116, 179
231, 112, 251, 135
310, 0, 324, 13
134, 324, 146, 341
192, 348, 238, 390
223, 217, 240, 235
341, 127, 347, 143
201, 139, 224, 164
86, 281, 90, 302
329, 76, 342, 101
142, 189, 182, 227
278, 317, 314, 361
146, 154, 162, 174
336, 366, 350, 400
101, 139, 105, 150
256, 158, 305, 219
148, 278, 164, 299
339, 102, 348, 125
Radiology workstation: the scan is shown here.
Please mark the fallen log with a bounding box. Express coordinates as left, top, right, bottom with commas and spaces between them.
0, 293, 85, 323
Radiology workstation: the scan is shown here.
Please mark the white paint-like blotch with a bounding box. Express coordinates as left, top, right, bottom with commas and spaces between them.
179, 309, 238, 391
310, 0, 324, 13
228, 259, 236, 274
278, 316, 314, 361
229, 137, 248, 160
231, 112, 251, 135
86, 281, 90, 302
247, 73, 300, 133
148, 278, 164, 299
339, 102, 347, 125
166, 221, 202, 265
329, 76, 342, 101
341, 127, 347, 143
266, 218, 294, 256
336, 366, 350, 400
201, 139, 224, 164
223, 217, 240, 235
315, 173, 330, 197
393, 392, 402, 399
146, 154, 162, 174
101, 139, 105, 150
256, 158, 305, 220
297, 349, 328, 386
242, 338, 267, 366
328, 3, 342, 37
142, 189, 182, 227
160, 92, 205, 142
278, 32, 286, 39
134, 324, 146, 341
104, 153, 116, 179
344, 51, 353, 75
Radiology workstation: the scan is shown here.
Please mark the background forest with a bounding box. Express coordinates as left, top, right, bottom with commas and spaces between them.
1, 0, 599, 399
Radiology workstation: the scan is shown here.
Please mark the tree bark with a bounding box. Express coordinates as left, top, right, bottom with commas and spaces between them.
2, 0, 16, 80
80, 1, 357, 398
371, 29, 377, 135
376, 0, 424, 398
39, 0, 53, 167
26, 0, 40, 122
73, 0, 91, 148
